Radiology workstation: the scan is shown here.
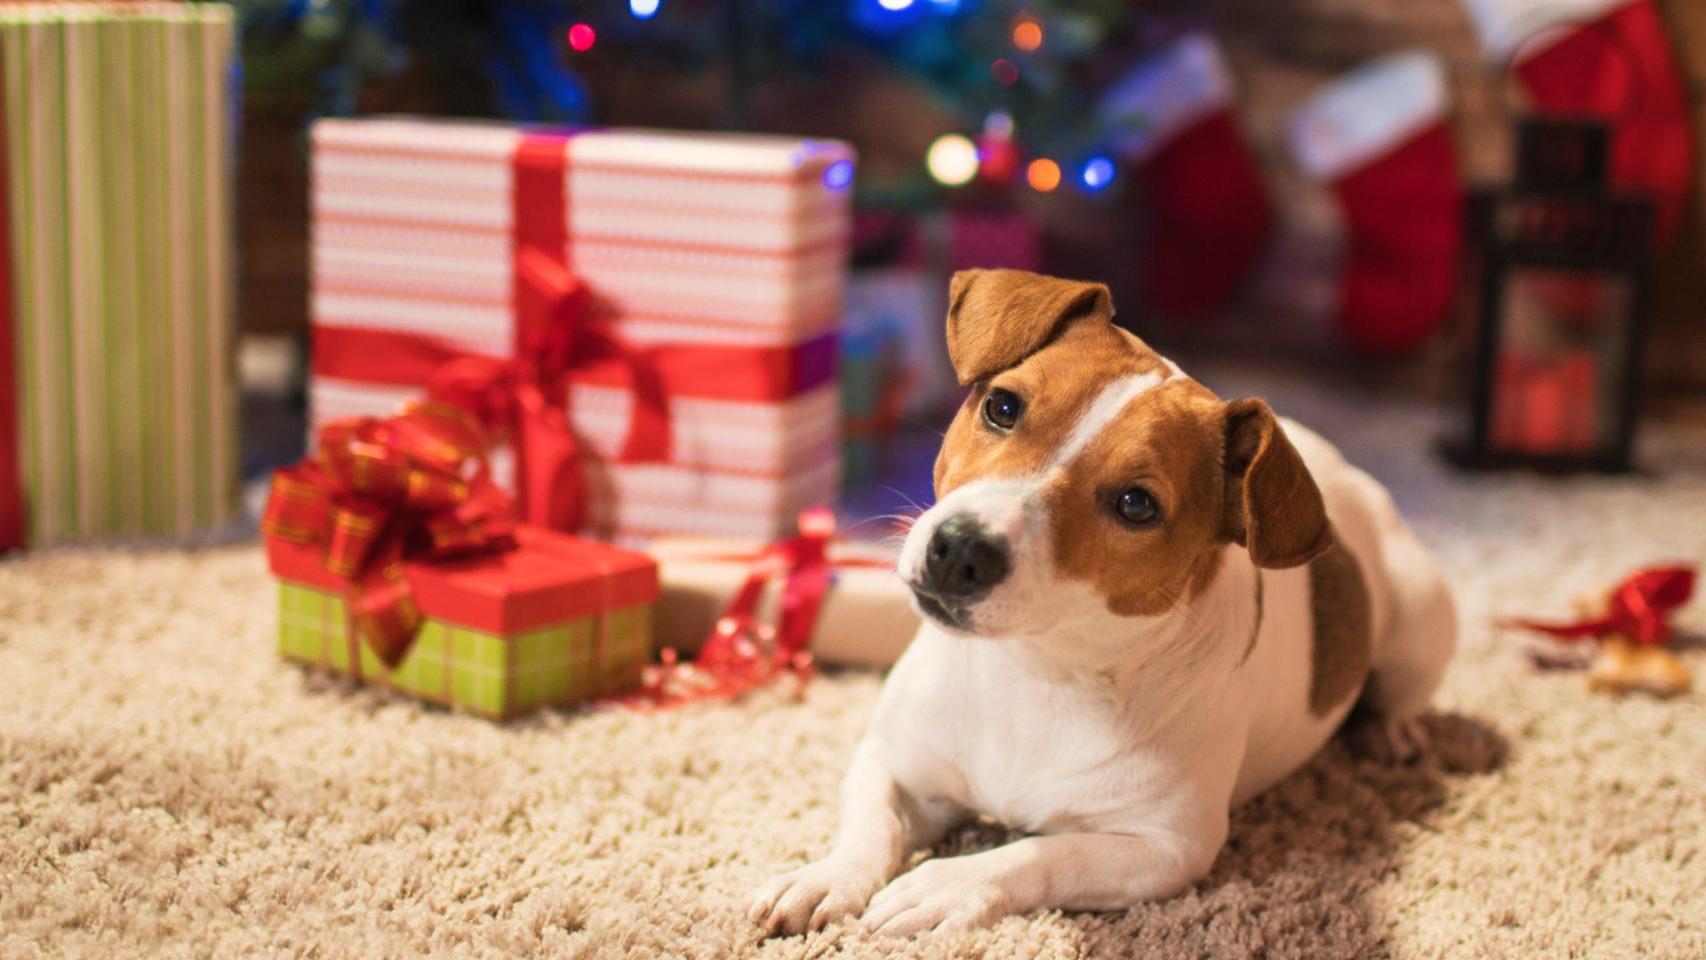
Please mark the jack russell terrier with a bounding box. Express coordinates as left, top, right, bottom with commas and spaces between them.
747, 269, 1456, 938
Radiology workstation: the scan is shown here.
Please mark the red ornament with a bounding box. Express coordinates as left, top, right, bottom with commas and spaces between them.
978, 134, 1021, 186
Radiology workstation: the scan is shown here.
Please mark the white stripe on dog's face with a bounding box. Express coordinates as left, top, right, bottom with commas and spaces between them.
904, 356, 1189, 639
1047, 371, 1167, 475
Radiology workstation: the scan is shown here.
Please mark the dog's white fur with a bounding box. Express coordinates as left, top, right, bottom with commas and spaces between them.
747, 367, 1456, 938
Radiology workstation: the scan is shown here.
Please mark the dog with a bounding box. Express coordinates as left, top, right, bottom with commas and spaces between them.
747, 269, 1456, 937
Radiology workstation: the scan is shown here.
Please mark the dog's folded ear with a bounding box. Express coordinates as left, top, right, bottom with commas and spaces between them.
946, 269, 1113, 384
1222, 398, 1333, 569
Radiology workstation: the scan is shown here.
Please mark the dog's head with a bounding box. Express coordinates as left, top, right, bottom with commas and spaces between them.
901, 269, 1333, 649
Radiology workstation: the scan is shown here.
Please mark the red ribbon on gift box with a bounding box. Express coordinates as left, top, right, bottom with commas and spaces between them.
1502, 565, 1696, 648
618, 507, 891, 709
262, 402, 517, 667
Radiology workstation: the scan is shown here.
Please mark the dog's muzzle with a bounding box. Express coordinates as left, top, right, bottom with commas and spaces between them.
910, 513, 1011, 629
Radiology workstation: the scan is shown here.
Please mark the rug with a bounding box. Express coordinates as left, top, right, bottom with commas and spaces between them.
3, 378, 1704, 959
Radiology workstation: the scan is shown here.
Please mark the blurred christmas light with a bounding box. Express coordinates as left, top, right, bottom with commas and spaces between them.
823, 159, 855, 191
991, 58, 1019, 86
1026, 158, 1060, 192
878, 0, 915, 10
928, 0, 962, 11
1079, 156, 1115, 192
629, 0, 661, 19
1011, 16, 1043, 52
926, 134, 979, 186
567, 23, 596, 51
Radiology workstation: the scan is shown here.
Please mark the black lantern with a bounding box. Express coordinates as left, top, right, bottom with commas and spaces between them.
1444, 117, 1654, 473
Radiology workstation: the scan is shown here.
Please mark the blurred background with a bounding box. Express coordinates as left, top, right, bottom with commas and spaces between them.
5, 0, 1706, 547
235, 0, 1706, 501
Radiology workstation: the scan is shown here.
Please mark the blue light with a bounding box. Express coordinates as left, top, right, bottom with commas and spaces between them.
629, 0, 660, 18
927, 0, 960, 10
878, 0, 915, 10
823, 159, 855, 191
1080, 156, 1116, 192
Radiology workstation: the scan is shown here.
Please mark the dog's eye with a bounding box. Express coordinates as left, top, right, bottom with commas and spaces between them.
982, 388, 1023, 431
1114, 487, 1162, 527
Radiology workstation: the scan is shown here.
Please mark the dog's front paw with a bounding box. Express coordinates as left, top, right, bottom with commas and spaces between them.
746, 858, 885, 936
861, 857, 1014, 938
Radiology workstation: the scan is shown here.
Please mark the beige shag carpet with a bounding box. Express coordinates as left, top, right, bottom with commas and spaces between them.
4, 378, 1706, 959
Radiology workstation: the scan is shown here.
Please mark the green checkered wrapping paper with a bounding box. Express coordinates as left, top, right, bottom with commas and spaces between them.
278, 583, 654, 720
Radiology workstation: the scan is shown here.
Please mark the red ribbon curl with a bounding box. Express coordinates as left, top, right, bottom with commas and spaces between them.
620, 507, 888, 709
262, 402, 516, 667
1503, 565, 1696, 648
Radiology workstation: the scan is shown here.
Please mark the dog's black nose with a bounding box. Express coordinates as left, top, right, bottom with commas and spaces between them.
923, 514, 1011, 600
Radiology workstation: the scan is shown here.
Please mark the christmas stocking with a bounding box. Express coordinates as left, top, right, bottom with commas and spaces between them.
1100, 34, 1273, 320
1462, 0, 1694, 247
1289, 52, 1462, 357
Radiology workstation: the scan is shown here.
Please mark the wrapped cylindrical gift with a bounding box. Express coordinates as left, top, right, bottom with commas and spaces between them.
308, 118, 855, 541
649, 534, 920, 669
0, 5, 238, 548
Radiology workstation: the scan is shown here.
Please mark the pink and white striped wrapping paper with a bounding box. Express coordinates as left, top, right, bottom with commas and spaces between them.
309, 118, 855, 541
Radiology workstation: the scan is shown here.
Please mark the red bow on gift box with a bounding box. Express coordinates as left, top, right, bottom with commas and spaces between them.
620, 507, 889, 709
1502, 565, 1696, 647
262, 402, 516, 667
423, 246, 672, 534
312, 135, 673, 536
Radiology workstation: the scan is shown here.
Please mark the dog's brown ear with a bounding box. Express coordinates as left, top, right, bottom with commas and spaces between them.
946, 269, 1113, 384
1222, 398, 1333, 569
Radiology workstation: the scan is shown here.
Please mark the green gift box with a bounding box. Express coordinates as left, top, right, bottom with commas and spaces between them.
267, 526, 659, 720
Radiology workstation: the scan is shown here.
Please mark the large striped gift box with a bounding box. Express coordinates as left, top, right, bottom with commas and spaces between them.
309, 118, 855, 542
0, 3, 238, 549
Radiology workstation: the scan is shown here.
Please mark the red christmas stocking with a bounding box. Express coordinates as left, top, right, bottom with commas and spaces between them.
1101, 34, 1273, 320
1290, 52, 1463, 357
1463, 0, 1694, 247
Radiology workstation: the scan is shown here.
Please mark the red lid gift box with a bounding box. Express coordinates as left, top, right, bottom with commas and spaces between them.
264, 403, 659, 720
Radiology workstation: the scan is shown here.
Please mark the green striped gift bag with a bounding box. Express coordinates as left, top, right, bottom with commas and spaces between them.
0, 3, 238, 548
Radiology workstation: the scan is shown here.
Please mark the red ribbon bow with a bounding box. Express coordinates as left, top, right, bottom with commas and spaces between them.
1503, 565, 1697, 647
425, 246, 671, 533
262, 402, 516, 667
621, 508, 888, 709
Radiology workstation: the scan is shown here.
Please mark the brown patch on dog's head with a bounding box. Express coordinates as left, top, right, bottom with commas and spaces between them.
945, 269, 1113, 385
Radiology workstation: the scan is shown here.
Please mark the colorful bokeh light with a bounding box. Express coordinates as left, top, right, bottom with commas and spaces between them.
566, 23, 596, 51
1026, 158, 1061, 192
1011, 17, 1042, 52
927, 134, 980, 187
823, 159, 855, 190
1080, 156, 1116, 192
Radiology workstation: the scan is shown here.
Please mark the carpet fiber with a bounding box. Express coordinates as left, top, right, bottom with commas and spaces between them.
4, 382, 1705, 958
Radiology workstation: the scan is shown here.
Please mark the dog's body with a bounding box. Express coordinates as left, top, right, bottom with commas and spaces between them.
749, 271, 1455, 937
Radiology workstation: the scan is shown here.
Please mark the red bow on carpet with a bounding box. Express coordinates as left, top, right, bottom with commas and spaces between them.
1503, 565, 1696, 647
619, 508, 887, 709
262, 402, 516, 667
